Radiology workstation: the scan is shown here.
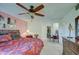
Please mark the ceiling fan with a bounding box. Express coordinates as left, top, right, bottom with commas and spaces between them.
16, 3, 45, 19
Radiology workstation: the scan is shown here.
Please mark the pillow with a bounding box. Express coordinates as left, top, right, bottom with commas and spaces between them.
11, 34, 20, 40
26, 35, 33, 38
0, 35, 12, 42
10, 32, 21, 40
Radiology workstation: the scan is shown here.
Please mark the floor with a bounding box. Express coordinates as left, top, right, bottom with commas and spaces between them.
40, 39, 63, 55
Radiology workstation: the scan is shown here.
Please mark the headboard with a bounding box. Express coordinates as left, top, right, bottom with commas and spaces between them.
0, 30, 21, 40
0, 30, 20, 35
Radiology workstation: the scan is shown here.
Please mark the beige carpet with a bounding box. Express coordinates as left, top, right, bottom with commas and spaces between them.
40, 39, 63, 55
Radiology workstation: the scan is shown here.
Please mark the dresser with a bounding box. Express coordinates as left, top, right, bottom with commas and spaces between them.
63, 38, 79, 55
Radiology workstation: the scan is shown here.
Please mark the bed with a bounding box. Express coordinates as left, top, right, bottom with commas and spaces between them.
0, 30, 44, 55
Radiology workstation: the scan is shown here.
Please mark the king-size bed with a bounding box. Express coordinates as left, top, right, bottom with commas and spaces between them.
0, 30, 44, 55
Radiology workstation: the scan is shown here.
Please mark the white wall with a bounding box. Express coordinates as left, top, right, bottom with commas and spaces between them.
27, 18, 60, 40
60, 7, 79, 42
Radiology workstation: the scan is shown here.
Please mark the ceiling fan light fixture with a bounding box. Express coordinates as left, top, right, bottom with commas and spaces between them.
30, 5, 34, 9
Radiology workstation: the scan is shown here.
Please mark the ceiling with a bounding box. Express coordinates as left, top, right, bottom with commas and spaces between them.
0, 3, 77, 21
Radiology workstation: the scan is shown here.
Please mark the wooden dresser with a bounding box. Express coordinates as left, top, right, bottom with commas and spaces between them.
63, 38, 79, 55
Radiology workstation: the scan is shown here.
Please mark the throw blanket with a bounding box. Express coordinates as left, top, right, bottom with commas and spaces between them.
0, 38, 44, 55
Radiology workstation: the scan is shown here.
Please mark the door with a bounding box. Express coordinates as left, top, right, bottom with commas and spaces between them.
47, 26, 51, 38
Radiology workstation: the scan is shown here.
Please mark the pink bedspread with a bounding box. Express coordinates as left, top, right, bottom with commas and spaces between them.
0, 38, 44, 55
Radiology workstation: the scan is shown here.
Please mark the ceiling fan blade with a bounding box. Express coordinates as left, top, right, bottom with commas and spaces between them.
18, 13, 26, 15
16, 3, 29, 11
35, 13, 45, 17
34, 4, 44, 12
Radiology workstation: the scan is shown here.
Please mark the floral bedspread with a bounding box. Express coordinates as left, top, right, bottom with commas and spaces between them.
0, 38, 44, 55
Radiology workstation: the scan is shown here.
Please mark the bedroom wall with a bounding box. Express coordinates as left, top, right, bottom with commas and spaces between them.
27, 18, 60, 40
0, 11, 27, 35
59, 7, 79, 42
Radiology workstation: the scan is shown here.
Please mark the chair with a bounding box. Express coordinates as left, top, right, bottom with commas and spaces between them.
75, 36, 79, 43
51, 35, 59, 42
